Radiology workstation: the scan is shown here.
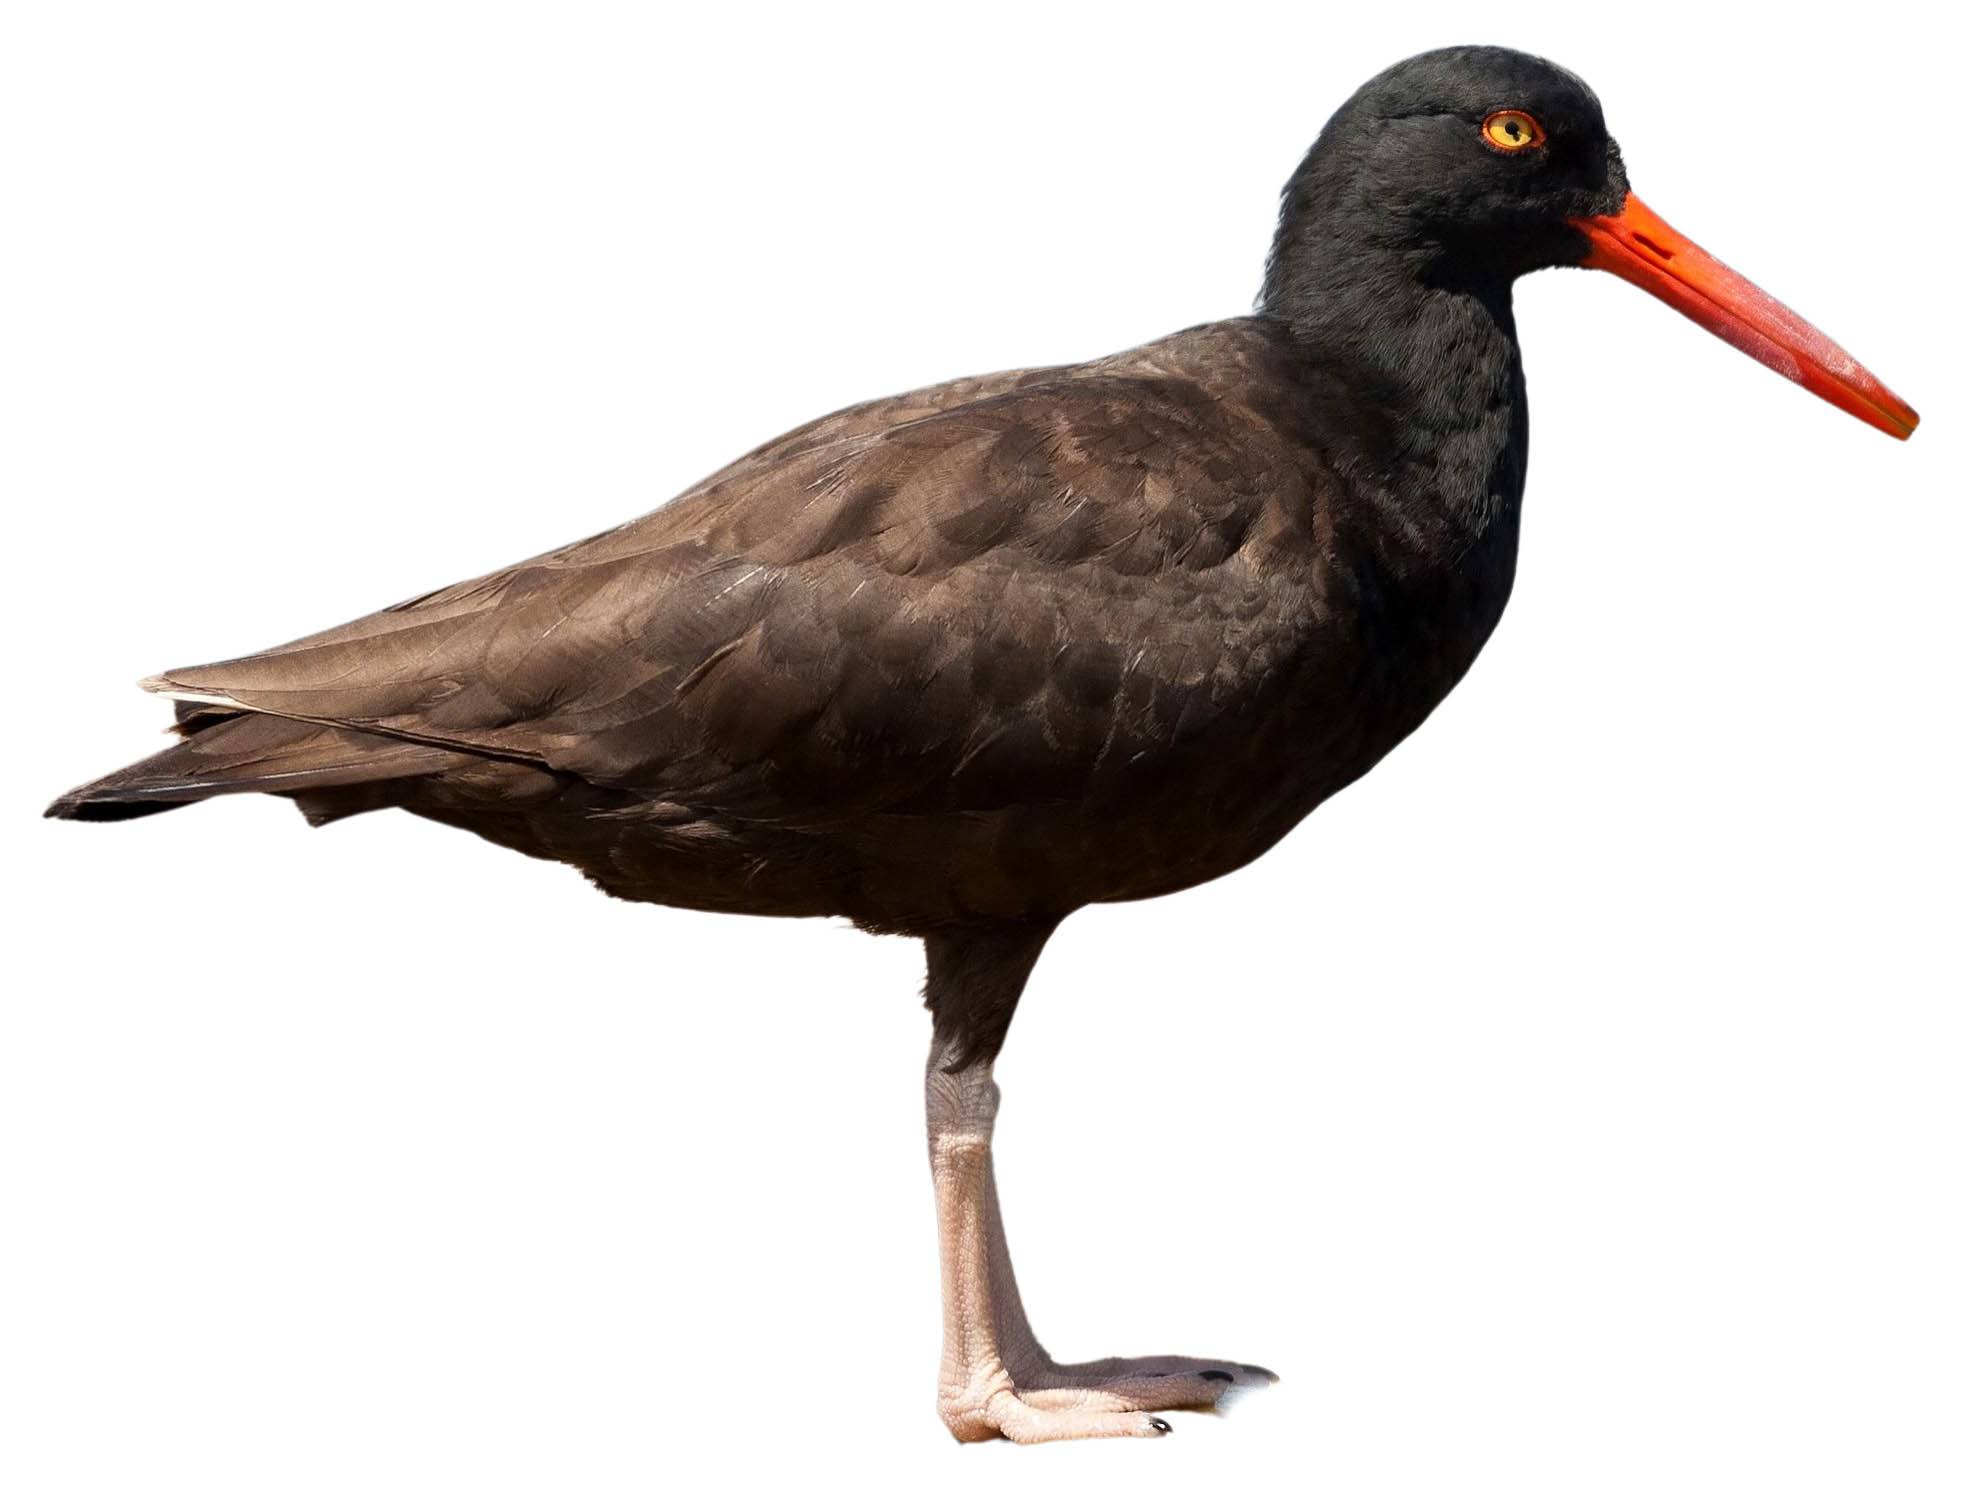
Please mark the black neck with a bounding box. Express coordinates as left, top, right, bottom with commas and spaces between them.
1260, 238, 1529, 550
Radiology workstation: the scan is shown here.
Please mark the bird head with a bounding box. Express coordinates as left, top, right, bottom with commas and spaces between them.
1264, 45, 1917, 439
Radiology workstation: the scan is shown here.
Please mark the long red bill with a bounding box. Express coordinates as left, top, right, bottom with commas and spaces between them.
1569, 192, 1918, 440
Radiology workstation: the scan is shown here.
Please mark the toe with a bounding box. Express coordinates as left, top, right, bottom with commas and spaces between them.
982, 1391, 1173, 1443
1017, 1371, 1230, 1414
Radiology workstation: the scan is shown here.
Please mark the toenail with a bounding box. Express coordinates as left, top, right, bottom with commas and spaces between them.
1150, 1417, 1171, 1434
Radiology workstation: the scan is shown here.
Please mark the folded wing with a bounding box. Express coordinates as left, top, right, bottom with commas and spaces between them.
136, 325, 1322, 822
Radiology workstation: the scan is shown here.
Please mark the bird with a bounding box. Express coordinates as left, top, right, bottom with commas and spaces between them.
48, 45, 1916, 1444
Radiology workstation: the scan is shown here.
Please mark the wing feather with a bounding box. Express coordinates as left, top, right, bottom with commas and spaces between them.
145, 322, 1329, 818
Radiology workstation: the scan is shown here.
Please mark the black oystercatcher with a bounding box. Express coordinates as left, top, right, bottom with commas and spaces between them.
48, 46, 1916, 1442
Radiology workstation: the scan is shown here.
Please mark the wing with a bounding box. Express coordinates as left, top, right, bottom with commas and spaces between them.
147, 322, 1330, 821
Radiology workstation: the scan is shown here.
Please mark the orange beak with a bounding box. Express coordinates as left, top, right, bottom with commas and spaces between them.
1570, 192, 1918, 440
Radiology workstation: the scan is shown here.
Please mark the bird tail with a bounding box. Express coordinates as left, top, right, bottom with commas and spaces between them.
46, 707, 461, 824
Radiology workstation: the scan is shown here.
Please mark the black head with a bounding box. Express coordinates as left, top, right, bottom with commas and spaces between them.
1262, 46, 1917, 440
1266, 45, 1627, 305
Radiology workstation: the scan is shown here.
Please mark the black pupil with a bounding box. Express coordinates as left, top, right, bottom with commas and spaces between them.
1503, 119, 1521, 138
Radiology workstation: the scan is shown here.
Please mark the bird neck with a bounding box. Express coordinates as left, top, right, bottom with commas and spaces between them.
1260, 244, 1528, 549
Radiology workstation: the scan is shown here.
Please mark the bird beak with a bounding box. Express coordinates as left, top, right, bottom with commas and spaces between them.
1569, 191, 1918, 440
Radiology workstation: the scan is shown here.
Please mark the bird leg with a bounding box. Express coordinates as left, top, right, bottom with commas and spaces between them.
924, 1038, 1271, 1443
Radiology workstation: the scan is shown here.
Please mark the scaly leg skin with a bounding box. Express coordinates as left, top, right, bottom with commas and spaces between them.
925, 1040, 1274, 1443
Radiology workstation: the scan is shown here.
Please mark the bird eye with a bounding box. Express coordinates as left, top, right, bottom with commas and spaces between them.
1481, 109, 1545, 153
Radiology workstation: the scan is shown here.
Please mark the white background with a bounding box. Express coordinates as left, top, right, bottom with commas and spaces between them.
4, 4, 1979, 1485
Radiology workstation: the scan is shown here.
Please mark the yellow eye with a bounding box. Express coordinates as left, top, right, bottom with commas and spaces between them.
1481, 109, 1545, 153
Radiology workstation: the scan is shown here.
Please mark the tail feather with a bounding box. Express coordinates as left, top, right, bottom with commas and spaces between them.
47, 710, 461, 823
170, 698, 241, 737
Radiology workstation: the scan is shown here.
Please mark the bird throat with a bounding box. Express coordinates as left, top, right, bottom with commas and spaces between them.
1264, 246, 1529, 552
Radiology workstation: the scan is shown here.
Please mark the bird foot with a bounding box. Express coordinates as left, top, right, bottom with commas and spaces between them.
938, 1353, 1275, 1443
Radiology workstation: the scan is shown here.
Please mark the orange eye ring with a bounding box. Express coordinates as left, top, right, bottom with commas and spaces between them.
1481, 109, 1545, 153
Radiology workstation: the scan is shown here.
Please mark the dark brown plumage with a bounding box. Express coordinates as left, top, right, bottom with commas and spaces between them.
54, 317, 1515, 1038
48, 45, 1916, 1441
